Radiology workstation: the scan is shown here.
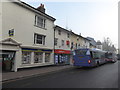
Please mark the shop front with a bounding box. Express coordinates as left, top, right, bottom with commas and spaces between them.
54, 49, 71, 65
21, 48, 54, 67
0, 38, 21, 72
1, 51, 15, 72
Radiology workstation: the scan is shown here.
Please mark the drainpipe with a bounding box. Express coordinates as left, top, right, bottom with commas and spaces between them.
53, 25, 56, 65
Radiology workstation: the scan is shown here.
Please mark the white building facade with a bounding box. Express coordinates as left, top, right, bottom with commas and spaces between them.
54, 25, 71, 65
1, 0, 55, 72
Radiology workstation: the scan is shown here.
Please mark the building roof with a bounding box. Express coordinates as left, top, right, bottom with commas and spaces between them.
87, 37, 97, 46
10, 0, 56, 21
54, 25, 70, 33
96, 41, 102, 45
55, 25, 89, 41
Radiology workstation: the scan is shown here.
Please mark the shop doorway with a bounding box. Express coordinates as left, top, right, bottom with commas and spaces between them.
1, 51, 15, 72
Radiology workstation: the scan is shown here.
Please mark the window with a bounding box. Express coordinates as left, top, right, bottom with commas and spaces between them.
34, 52, 43, 63
67, 33, 70, 38
71, 42, 74, 50
55, 38, 58, 46
92, 52, 100, 59
58, 30, 61, 35
35, 15, 46, 28
75, 49, 88, 55
45, 53, 51, 62
78, 44, 80, 48
22, 51, 31, 64
66, 40, 70, 47
76, 43, 77, 49
34, 33, 45, 45
61, 40, 64, 46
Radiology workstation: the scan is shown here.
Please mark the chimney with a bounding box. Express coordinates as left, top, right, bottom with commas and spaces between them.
79, 33, 81, 36
37, 4, 45, 13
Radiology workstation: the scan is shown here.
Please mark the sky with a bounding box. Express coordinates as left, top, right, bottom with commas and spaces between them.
21, 0, 119, 48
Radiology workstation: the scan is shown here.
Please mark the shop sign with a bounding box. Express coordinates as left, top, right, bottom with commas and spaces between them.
22, 48, 52, 52
54, 49, 71, 54
66, 40, 70, 45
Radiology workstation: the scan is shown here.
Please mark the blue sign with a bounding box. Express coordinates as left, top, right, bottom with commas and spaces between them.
9, 29, 14, 37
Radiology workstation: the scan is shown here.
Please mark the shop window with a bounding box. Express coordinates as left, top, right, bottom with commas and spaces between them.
22, 51, 31, 64
34, 52, 43, 63
45, 53, 51, 62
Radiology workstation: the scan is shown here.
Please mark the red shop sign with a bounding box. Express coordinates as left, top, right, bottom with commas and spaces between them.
66, 40, 70, 45
54, 49, 71, 54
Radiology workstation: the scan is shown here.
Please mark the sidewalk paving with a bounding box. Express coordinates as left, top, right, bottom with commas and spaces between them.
2, 65, 73, 82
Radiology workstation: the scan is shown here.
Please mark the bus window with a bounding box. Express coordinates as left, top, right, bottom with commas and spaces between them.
86, 50, 90, 55
92, 52, 100, 59
90, 51, 93, 58
75, 49, 88, 55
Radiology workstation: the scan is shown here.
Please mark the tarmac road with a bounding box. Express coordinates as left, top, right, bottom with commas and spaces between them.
3, 61, 118, 88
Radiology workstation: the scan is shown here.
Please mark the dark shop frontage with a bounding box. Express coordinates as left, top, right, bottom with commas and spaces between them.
54, 49, 71, 65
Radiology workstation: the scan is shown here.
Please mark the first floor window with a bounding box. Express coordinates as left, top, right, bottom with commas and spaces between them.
61, 40, 64, 46
67, 33, 70, 38
34, 33, 45, 45
22, 51, 31, 64
76, 43, 77, 49
45, 53, 51, 62
34, 52, 43, 63
55, 38, 58, 46
71, 42, 74, 49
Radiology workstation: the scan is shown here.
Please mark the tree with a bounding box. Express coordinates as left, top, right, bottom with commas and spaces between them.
102, 37, 116, 53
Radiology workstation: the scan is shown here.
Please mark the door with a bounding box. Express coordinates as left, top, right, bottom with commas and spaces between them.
2, 51, 15, 71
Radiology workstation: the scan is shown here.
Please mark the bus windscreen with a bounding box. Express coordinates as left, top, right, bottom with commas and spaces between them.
75, 49, 88, 56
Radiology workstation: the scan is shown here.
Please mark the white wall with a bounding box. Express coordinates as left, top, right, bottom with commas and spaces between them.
2, 2, 54, 49
55, 29, 71, 50
2, 1, 55, 70
0, 1, 2, 41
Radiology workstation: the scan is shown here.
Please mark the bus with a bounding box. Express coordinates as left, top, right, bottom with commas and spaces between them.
105, 52, 117, 63
72, 48, 107, 67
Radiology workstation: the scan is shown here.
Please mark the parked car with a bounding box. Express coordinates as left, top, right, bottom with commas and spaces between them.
105, 52, 117, 63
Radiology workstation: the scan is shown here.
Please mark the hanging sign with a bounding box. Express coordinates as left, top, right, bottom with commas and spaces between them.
8, 29, 14, 37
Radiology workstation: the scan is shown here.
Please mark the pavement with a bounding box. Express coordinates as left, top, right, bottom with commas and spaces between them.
2, 64, 73, 83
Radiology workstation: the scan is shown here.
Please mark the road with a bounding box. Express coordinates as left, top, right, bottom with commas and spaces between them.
3, 61, 119, 88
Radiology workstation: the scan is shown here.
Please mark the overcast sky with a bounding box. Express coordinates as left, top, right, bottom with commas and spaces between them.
21, 0, 119, 48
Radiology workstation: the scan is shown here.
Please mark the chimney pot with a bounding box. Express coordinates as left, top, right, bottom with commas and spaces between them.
37, 3, 45, 13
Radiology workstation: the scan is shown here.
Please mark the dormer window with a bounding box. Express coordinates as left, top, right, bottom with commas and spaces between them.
35, 15, 46, 28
